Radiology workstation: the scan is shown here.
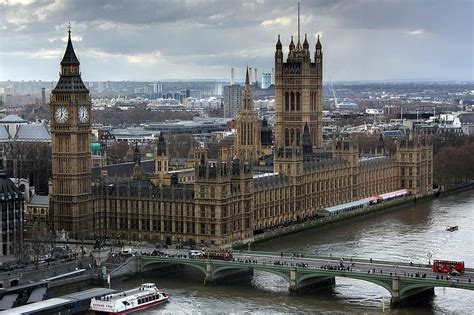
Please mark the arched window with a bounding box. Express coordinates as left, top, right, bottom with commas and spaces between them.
296, 92, 301, 111
285, 92, 289, 111
290, 92, 295, 111
285, 129, 290, 146
296, 129, 300, 146
290, 128, 295, 145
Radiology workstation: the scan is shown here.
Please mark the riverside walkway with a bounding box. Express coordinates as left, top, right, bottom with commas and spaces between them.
135, 249, 474, 307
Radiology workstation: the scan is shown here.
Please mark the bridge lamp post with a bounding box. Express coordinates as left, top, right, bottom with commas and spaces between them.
427, 252, 432, 265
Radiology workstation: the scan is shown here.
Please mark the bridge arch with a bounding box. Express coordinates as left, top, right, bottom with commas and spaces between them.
141, 258, 207, 277
211, 264, 291, 284
296, 272, 393, 295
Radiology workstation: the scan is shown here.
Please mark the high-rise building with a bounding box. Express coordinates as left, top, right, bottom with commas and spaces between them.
49, 28, 93, 238
214, 82, 223, 96
152, 82, 163, 93
41, 87, 46, 106
261, 72, 272, 89
223, 84, 243, 118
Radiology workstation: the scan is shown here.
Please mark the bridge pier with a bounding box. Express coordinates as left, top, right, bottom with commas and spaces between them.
390, 276, 435, 307
288, 268, 335, 296
204, 261, 213, 286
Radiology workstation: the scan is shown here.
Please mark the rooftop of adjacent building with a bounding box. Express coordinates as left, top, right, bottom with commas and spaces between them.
29, 195, 49, 206
0, 115, 50, 142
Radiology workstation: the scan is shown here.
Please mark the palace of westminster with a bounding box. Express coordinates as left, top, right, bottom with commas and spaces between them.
48, 26, 433, 245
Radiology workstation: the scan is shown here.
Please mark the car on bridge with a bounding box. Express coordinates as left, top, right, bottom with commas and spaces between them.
188, 250, 204, 258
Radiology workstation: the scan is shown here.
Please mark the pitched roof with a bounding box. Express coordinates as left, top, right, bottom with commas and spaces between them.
29, 195, 49, 205
14, 124, 51, 142
0, 125, 11, 142
0, 115, 27, 123
91, 159, 155, 181
61, 31, 80, 66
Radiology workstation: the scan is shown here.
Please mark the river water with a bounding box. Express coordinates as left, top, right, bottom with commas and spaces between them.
117, 190, 474, 314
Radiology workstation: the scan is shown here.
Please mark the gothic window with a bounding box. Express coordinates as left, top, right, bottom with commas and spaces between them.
296, 92, 301, 111
285, 92, 289, 111
210, 187, 215, 199
291, 92, 295, 111
285, 129, 290, 146
296, 129, 300, 146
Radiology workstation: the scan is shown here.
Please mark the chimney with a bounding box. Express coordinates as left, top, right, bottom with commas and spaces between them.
41, 87, 46, 106
230, 67, 234, 85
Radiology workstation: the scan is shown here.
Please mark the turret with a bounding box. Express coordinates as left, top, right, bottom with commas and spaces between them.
289, 36, 295, 52
303, 34, 309, 50
157, 132, 166, 156
276, 34, 282, 51
315, 35, 322, 64
133, 142, 141, 166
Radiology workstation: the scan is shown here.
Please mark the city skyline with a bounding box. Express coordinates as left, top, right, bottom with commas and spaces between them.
0, 0, 472, 82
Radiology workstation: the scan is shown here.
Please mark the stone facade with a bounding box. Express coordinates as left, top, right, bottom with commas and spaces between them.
50, 27, 433, 246
49, 30, 93, 238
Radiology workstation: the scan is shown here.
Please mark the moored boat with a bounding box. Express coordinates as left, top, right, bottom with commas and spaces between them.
446, 225, 459, 232
90, 283, 169, 314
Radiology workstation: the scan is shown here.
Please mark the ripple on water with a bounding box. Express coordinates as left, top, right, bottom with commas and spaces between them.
121, 191, 474, 314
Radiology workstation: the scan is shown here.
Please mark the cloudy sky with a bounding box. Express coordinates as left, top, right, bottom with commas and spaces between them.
0, 0, 472, 82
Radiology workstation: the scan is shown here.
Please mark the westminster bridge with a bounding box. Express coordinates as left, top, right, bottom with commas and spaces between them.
112, 249, 474, 307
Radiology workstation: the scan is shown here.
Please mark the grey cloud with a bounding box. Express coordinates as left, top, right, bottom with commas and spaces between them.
0, 0, 472, 81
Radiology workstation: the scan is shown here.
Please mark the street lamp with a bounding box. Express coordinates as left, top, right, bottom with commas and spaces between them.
427, 252, 432, 265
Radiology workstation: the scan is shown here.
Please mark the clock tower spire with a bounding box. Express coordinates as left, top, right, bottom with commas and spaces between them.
50, 26, 93, 239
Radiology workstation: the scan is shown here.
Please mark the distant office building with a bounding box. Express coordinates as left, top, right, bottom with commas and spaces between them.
41, 87, 46, 106
261, 72, 272, 89
214, 82, 223, 96
153, 82, 163, 93
223, 84, 243, 118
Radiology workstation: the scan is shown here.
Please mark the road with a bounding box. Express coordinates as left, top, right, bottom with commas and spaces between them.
149, 248, 474, 285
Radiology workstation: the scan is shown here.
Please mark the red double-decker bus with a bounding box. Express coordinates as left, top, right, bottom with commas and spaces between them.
432, 260, 464, 274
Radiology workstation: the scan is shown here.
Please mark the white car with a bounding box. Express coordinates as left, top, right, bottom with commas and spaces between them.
188, 250, 203, 258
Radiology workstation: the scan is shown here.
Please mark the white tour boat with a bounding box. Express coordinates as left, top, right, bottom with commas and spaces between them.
90, 283, 169, 314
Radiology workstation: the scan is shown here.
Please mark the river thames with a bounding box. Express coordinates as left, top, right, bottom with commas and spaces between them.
118, 190, 474, 314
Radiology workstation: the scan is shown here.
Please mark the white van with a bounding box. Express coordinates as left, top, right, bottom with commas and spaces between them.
188, 250, 203, 258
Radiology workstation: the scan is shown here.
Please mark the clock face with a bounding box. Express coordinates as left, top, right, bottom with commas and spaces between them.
55, 106, 69, 124
78, 106, 89, 123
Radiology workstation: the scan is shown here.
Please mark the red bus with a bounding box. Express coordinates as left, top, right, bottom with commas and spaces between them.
203, 248, 233, 261
432, 260, 464, 274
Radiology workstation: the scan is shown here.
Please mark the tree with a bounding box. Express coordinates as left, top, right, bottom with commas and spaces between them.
433, 142, 474, 186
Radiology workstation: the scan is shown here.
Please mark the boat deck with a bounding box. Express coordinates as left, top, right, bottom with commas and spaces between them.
99, 285, 157, 302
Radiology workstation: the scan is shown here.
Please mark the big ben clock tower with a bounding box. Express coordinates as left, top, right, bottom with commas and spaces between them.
50, 27, 93, 239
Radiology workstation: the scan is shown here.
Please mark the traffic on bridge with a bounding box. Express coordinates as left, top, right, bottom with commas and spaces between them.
136, 248, 474, 307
